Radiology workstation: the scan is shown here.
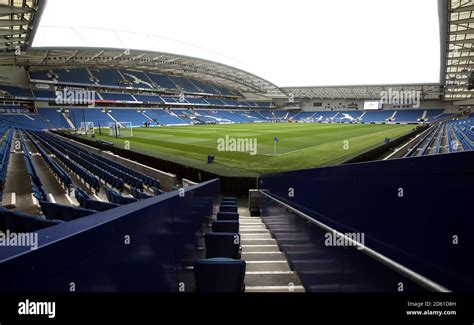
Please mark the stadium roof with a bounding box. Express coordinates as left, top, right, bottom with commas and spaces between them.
0, 0, 463, 102
282, 84, 443, 101
32, 0, 442, 87
1, 47, 286, 96
444, 0, 474, 100
0, 0, 41, 52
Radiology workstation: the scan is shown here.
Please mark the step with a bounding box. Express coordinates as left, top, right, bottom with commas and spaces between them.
242, 245, 281, 253
242, 251, 286, 261
245, 285, 305, 293
240, 224, 266, 228
245, 272, 302, 287
239, 229, 270, 234
245, 261, 292, 272
240, 239, 277, 245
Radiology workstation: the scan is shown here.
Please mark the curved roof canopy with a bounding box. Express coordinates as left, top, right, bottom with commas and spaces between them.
2, 46, 285, 96
31, 0, 441, 88
0, 0, 40, 52
0, 0, 453, 101
444, 0, 474, 100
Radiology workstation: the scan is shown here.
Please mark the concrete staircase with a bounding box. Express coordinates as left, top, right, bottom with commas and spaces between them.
238, 206, 305, 292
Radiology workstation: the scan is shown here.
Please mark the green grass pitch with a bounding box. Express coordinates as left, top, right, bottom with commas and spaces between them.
89, 123, 415, 177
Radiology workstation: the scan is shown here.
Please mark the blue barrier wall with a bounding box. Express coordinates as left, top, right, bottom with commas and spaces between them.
259, 151, 474, 292
0, 179, 219, 292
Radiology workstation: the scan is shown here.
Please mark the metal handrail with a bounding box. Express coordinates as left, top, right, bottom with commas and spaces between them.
259, 190, 451, 293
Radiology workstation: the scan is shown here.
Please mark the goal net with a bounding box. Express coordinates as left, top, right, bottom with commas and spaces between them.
79, 122, 95, 136
109, 122, 133, 137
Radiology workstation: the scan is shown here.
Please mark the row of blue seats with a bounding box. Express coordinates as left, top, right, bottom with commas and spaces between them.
0, 128, 13, 188
19, 130, 48, 202
433, 124, 445, 155
405, 118, 473, 157
39, 200, 96, 222
404, 124, 436, 158
30, 132, 101, 191
0, 113, 50, 130
32, 132, 164, 204
447, 124, 457, 153
452, 124, 473, 151
446, 122, 471, 153
20, 130, 88, 224
39, 131, 161, 190
25, 131, 72, 189
76, 151, 144, 190
193, 197, 246, 292
83, 148, 161, 189
0, 206, 63, 232
417, 124, 442, 157
29, 68, 240, 97
37, 132, 125, 188
131, 187, 153, 200
74, 187, 120, 212
34, 132, 125, 191
450, 117, 474, 150
105, 187, 138, 205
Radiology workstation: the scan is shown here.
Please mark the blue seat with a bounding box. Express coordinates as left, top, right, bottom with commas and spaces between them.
216, 211, 239, 221
193, 258, 246, 292
219, 204, 238, 213
106, 187, 138, 205
153, 187, 166, 195
131, 187, 153, 200
205, 233, 241, 259
84, 199, 120, 212
221, 199, 237, 205
212, 220, 239, 233
0, 207, 63, 232
39, 201, 97, 221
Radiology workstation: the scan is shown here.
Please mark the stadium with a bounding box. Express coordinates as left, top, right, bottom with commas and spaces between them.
0, 0, 473, 321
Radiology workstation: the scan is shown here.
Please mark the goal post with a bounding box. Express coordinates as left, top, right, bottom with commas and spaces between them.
108, 122, 133, 137
79, 122, 95, 136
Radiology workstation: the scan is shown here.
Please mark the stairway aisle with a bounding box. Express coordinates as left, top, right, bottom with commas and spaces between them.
238, 206, 305, 292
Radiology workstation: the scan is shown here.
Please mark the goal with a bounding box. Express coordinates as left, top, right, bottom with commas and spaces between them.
108, 122, 133, 137
79, 121, 95, 136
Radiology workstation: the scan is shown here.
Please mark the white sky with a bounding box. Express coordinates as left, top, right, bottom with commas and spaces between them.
32, 0, 441, 87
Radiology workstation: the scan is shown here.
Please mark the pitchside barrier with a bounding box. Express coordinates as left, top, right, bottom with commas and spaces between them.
0, 179, 220, 292
259, 151, 474, 292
